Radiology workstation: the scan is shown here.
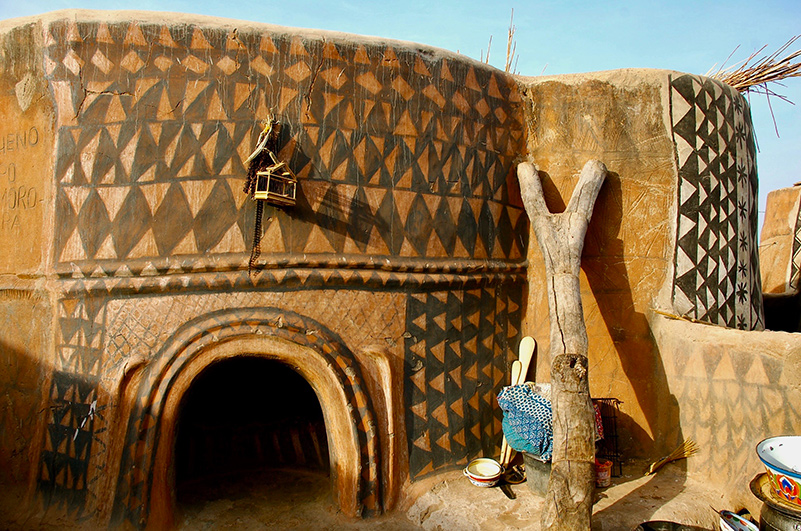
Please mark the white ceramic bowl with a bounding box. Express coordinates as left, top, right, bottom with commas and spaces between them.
756, 436, 801, 507
463, 457, 503, 487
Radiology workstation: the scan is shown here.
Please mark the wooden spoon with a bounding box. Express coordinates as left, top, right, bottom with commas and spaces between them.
516, 336, 536, 385
510, 360, 522, 386
502, 338, 537, 466
500, 360, 523, 465
500, 361, 524, 466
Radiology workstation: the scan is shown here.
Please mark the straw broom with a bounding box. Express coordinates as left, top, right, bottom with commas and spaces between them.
646, 439, 699, 475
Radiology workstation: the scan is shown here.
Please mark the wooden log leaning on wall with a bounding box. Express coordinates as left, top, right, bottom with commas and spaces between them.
517, 159, 607, 530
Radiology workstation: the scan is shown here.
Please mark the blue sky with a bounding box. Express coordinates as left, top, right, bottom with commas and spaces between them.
4, 0, 800, 226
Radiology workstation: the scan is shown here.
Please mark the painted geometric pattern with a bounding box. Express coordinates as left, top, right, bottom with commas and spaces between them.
404, 282, 523, 479
670, 74, 764, 330
59, 260, 524, 300
666, 347, 801, 494
37, 297, 106, 515
112, 307, 381, 525
37, 287, 405, 518
790, 202, 801, 292
102, 290, 406, 371
43, 19, 527, 271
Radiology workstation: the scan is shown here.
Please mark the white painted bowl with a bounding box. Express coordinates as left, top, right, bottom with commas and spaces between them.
719, 510, 758, 531
463, 457, 503, 487
756, 436, 801, 507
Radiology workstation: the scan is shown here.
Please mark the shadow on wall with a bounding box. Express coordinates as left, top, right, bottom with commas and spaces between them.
528, 166, 688, 521
0, 293, 53, 525
0, 339, 46, 521
583, 171, 680, 457
762, 292, 801, 332
582, 171, 688, 520
247, 117, 393, 257
536, 168, 681, 458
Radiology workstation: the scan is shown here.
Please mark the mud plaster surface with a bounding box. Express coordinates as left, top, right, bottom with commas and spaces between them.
167, 460, 729, 530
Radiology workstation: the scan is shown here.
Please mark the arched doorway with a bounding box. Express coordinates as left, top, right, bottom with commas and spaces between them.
111, 308, 382, 529
174, 356, 330, 519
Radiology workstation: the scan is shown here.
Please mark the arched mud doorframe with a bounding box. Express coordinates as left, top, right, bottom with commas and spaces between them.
110, 307, 381, 529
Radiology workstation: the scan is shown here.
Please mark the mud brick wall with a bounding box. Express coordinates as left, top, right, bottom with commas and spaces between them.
518, 70, 766, 459
516, 68, 801, 515
0, 11, 527, 527
653, 315, 801, 515
1, 9, 796, 530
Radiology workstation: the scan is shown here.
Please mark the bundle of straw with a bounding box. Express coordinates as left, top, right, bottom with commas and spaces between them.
708, 36, 801, 96
647, 439, 699, 475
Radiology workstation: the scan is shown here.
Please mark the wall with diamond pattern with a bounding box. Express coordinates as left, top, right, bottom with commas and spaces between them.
45, 16, 527, 271
0, 11, 527, 528
518, 70, 771, 464
0, 9, 797, 531
669, 74, 764, 331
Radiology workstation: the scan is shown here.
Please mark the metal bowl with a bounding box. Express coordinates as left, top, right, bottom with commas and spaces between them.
463, 457, 503, 487
757, 436, 801, 507
719, 510, 758, 531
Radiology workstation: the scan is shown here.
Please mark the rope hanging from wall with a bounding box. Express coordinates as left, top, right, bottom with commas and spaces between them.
243, 116, 298, 274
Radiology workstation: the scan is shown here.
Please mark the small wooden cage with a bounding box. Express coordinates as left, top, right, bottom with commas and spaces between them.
254, 163, 297, 206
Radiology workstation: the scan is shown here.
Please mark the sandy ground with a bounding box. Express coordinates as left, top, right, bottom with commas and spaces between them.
175, 460, 735, 530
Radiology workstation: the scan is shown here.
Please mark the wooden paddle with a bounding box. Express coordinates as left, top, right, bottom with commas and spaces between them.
499, 361, 521, 467
517, 336, 536, 385
500, 337, 537, 467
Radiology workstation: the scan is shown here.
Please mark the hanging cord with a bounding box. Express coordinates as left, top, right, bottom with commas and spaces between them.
244, 117, 279, 274
249, 200, 265, 273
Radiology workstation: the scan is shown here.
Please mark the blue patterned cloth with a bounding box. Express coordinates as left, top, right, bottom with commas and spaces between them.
497, 384, 553, 461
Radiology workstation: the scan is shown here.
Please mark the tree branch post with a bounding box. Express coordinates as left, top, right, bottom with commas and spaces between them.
517, 159, 607, 530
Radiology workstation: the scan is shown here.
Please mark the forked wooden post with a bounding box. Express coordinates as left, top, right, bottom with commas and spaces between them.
517, 159, 607, 530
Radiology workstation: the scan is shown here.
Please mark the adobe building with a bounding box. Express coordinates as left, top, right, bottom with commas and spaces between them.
0, 10, 799, 528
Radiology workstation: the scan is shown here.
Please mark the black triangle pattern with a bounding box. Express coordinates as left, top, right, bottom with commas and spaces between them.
44, 19, 528, 270
404, 283, 521, 480
107, 307, 383, 524
664, 349, 801, 494
37, 296, 105, 514
669, 74, 764, 330
36, 16, 531, 518
790, 205, 801, 292
37, 369, 97, 513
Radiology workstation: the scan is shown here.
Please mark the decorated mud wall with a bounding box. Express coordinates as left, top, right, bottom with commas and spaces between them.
759, 185, 801, 331
1, 8, 800, 530
760, 185, 801, 297
652, 314, 801, 514
0, 11, 527, 527
519, 69, 800, 511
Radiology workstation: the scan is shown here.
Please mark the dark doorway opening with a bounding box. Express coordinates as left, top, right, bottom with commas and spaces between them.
174, 356, 329, 514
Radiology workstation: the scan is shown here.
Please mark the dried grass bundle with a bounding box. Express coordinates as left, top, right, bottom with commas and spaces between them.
505, 8, 518, 74
479, 8, 519, 73
646, 439, 699, 475
708, 36, 801, 97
